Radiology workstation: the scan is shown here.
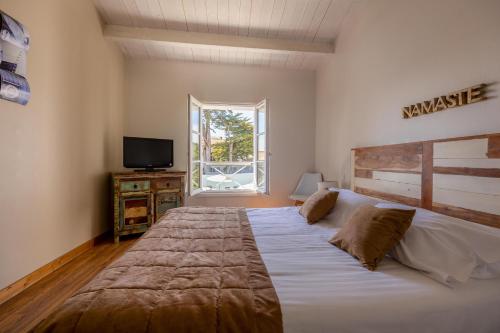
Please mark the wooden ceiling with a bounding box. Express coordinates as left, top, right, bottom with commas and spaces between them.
94, 0, 353, 70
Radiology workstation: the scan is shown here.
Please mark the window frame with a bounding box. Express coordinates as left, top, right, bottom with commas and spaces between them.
254, 99, 269, 195
187, 96, 270, 196
188, 95, 203, 196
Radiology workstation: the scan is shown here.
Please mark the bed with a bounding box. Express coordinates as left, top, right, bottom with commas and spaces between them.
248, 204, 500, 333
34, 132, 500, 333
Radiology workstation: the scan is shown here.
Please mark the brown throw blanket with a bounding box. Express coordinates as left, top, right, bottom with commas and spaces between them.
34, 207, 282, 333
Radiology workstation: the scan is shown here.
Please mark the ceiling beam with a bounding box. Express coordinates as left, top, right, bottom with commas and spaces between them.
104, 25, 335, 54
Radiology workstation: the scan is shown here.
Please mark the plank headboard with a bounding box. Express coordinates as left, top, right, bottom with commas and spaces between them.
351, 133, 500, 229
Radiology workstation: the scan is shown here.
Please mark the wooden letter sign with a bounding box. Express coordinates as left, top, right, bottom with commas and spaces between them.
402, 84, 487, 119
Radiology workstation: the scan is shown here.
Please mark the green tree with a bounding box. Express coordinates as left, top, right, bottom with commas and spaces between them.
203, 110, 254, 162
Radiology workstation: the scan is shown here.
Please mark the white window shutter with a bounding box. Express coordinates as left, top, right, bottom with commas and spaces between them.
255, 99, 269, 194
188, 95, 203, 195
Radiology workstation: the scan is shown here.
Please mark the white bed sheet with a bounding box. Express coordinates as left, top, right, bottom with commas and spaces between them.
247, 207, 500, 333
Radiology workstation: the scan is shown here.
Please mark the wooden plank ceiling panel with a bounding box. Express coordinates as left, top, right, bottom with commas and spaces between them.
217, 0, 230, 34
286, 53, 305, 69
295, 0, 321, 40
98, 0, 132, 26
270, 53, 288, 68
183, 0, 202, 32
238, 0, 252, 36
130, 0, 164, 28
94, 0, 351, 69
193, 46, 212, 62
303, 0, 331, 41
158, 0, 188, 31
235, 49, 247, 65
194, 0, 209, 32
122, 0, 141, 26
227, 0, 241, 35
205, 0, 219, 33
277, 0, 308, 40
314, 0, 351, 42
248, 0, 274, 37
219, 47, 229, 63
266, 0, 287, 38
145, 0, 167, 28
210, 47, 220, 63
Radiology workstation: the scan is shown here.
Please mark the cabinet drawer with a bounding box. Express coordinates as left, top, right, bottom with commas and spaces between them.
120, 180, 150, 192
154, 178, 181, 190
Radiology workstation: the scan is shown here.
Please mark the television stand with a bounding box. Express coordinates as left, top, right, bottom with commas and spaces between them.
134, 168, 166, 172
112, 171, 186, 243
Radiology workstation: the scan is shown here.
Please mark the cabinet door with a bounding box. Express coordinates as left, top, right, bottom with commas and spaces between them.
119, 194, 152, 231
155, 192, 180, 222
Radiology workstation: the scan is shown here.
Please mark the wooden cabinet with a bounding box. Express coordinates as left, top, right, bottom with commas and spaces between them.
112, 171, 186, 243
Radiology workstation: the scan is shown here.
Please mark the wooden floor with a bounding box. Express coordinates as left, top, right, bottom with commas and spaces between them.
0, 236, 139, 333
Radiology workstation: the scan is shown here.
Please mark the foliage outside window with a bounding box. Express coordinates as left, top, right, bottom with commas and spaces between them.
189, 96, 268, 194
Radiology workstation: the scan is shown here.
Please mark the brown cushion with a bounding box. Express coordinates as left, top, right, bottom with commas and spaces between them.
299, 190, 339, 224
329, 205, 415, 271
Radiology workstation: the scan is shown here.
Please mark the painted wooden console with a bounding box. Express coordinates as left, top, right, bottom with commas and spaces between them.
112, 171, 186, 243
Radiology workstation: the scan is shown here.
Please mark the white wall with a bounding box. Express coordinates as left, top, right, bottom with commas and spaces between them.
125, 60, 316, 207
316, 0, 500, 187
0, 0, 125, 289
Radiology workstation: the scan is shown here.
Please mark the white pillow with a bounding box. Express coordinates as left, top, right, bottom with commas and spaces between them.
376, 203, 500, 285
320, 188, 380, 227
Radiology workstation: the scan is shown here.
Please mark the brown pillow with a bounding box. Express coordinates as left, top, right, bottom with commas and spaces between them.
299, 190, 339, 224
329, 205, 415, 271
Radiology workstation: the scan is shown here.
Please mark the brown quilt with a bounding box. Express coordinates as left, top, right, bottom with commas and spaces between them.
33, 207, 283, 333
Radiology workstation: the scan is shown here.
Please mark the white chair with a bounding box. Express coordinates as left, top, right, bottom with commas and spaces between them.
289, 173, 323, 205
317, 181, 339, 191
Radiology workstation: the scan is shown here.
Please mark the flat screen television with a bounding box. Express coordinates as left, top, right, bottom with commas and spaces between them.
123, 137, 173, 171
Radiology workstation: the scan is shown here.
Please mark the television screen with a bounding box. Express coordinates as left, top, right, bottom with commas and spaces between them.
123, 137, 173, 169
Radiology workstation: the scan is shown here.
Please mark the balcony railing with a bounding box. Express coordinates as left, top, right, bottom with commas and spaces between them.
201, 161, 256, 191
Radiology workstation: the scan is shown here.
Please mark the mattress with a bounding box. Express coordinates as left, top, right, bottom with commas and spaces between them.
247, 207, 500, 333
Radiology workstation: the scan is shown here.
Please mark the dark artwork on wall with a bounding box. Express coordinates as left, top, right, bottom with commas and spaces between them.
0, 10, 30, 105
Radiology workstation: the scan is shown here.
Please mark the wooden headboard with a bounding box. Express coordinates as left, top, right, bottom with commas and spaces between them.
351, 133, 500, 229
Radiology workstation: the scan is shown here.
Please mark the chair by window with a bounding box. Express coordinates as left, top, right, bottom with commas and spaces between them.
289, 173, 323, 206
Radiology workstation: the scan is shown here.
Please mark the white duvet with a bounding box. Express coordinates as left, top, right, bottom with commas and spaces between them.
247, 206, 500, 333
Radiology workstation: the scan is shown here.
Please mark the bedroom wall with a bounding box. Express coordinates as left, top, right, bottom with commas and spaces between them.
125, 60, 316, 207
0, 0, 125, 289
315, 0, 500, 187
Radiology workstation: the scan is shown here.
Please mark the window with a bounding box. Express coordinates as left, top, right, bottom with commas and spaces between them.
188, 95, 269, 195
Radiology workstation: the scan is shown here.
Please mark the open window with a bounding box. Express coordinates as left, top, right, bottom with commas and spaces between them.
255, 100, 268, 193
188, 95, 269, 195
189, 95, 202, 194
